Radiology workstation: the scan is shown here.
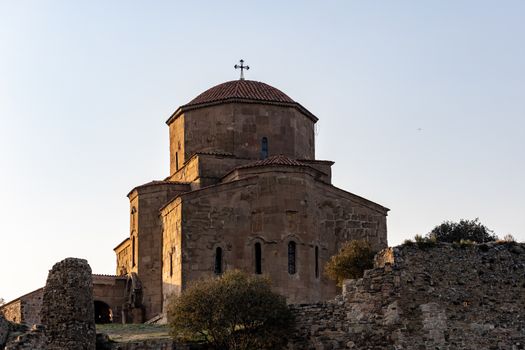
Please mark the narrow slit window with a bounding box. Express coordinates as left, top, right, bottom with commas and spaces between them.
261, 137, 268, 159
169, 251, 173, 277
132, 236, 136, 267
175, 152, 179, 171
214, 247, 223, 275
315, 246, 319, 278
288, 241, 296, 275
255, 242, 262, 274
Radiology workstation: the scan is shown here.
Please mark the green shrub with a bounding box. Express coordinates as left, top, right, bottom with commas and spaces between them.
324, 239, 376, 286
453, 239, 476, 249
167, 270, 294, 350
402, 239, 414, 246
414, 234, 437, 249
427, 218, 496, 243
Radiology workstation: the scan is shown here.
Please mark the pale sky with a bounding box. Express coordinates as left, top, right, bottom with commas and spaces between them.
1, 0, 524, 302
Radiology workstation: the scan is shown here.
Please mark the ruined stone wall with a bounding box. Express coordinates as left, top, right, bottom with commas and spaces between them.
19, 290, 43, 326
162, 168, 387, 304
290, 242, 525, 349
41, 258, 96, 350
0, 289, 43, 326
0, 302, 21, 324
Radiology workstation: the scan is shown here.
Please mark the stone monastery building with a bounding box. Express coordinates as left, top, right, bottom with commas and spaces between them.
1, 73, 389, 325
112, 75, 389, 322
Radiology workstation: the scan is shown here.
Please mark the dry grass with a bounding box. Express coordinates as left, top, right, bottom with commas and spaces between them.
96, 323, 170, 343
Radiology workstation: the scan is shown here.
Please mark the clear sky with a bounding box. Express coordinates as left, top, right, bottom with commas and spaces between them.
1, 0, 524, 302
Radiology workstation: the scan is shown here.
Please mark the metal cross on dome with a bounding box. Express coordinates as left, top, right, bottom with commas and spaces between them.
234, 59, 249, 80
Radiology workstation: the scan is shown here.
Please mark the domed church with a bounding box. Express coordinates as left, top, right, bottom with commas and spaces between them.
113, 65, 389, 322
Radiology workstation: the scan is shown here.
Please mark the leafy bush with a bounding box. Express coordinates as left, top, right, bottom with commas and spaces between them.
427, 218, 497, 243
167, 270, 294, 350
324, 239, 376, 286
453, 239, 475, 249
414, 234, 437, 249
402, 239, 414, 246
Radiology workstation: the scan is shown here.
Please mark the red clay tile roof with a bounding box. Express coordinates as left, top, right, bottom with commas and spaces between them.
186, 80, 295, 106
167, 80, 318, 124
238, 155, 307, 169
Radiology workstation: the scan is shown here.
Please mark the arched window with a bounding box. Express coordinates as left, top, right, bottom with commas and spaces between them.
288, 241, 296, 275
315, 246, 319, 278
132, 236, 136, 267
214, 247, 223, 275
255, 242, 262, 274
261, 137, 268, 159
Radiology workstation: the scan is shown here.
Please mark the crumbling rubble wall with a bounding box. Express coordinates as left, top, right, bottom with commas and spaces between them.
290, 242, 525, 349
41, 258, 96, 350
1, 258, 96, 350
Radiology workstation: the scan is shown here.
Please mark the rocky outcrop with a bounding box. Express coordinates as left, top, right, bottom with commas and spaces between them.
290, 242, 525, 349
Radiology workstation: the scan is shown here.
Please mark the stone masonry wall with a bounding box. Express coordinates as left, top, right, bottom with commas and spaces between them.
0, 302, 21, 325
0, 289, 43, 326
179, 103, 315, 168
161, 168, 387, 305
41, 258, 96, 350
290, 242, 525, 350
19, 290, 43, 326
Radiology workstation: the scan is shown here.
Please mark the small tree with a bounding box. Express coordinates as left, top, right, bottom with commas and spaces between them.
167, 270, 294, 350
324, 239, 376, 286
427, 218, 497, 243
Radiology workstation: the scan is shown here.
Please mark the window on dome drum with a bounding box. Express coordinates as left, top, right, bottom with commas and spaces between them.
132, 236, 136, 267
255, 242, 262, 274
288, 241, 296, 275
315, 246, 319, 278
261, 137, 268, 159
214, 247, 223, 275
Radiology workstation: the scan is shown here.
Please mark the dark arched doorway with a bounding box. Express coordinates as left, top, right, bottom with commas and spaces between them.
94, 300, 113, 324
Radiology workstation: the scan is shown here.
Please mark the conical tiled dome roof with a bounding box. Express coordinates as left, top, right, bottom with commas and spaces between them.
185, 80, 295, 106
167, 79, 318, 124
